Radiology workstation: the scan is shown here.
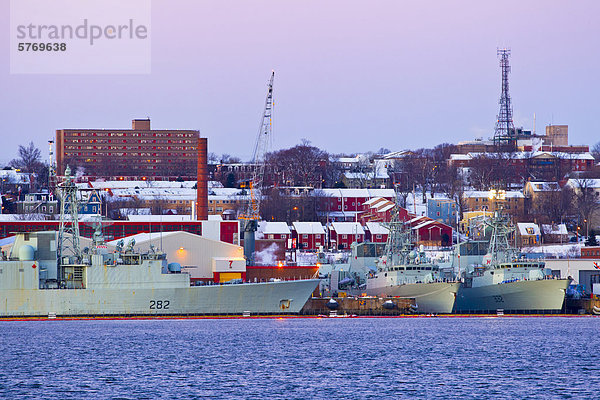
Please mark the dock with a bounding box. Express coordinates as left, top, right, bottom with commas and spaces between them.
300, 297, 416, 316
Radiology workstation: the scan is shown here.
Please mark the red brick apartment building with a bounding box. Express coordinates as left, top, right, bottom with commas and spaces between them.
56, 119, 200, 179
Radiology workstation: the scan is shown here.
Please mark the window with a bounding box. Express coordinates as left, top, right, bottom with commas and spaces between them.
526, 227, 535, 234
303, 234, 308, 239
269, 234, 274, 239
342, 234, 347, 239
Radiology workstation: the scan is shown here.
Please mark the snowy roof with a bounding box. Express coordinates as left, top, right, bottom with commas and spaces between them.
517, 223, 541, 236
382, 150, 413, 159
450, 151, 594, 161
81, 180, 198, 190
464, 191, 525, 199
109, 187, 197, 201
377, 204, 395, 213
317, 211, 359, 218
0, 169, 31, 184
120, 208, 152, 216
336, 156, 362, 163
330, 222, 365, 235
541, 224, 568, 235
343, 170, 389, 180
127, 215, 192, 222
292, 222, 325, 235
412, 220, 438, 230
209, 188, 247, 197
407, 216, 427, 224
565, 179, 600, 189
258, 221, 291, 235
318, 188, 396, 198
107, 231, 181, 246
527, 182, 561, 192
363, 197, 385, 206
449, 154, 472, 161
365, 222, 389, 235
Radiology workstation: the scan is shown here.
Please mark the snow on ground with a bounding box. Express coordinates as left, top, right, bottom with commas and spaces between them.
521, 243, 583, 259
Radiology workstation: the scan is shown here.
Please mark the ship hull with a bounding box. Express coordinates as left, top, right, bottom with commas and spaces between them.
0, 279, 320, 317
454, 279, 569, 313
367, 282, 460, 314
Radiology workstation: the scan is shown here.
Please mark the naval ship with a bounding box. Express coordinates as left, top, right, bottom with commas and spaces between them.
0, 168, 319, 318
453, 212, 570, 313
365, 209, 459, 314
0, 230, 319, 317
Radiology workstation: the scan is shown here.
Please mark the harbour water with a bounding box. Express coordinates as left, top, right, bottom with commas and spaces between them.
1, 317, 599, 399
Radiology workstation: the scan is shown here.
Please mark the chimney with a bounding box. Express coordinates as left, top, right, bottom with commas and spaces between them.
132, 119, 151, 130
196, 137, 208, 220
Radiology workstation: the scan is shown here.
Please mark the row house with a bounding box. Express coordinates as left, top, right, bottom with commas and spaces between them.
317, 188, 396, 221
291, 222, 326, 251
258, 221, 292, 249
329, 222, 365, 250
359, 197, 397, 223
365, 221, 389, 243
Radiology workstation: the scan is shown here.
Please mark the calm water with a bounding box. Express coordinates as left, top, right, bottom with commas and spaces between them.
0, 317, 599, 399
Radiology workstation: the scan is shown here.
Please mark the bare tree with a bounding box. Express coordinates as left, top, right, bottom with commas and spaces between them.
591, 141, 600, 163
266, 143, 330, 188
571, 178, 600, 229
10, 141, 42, 173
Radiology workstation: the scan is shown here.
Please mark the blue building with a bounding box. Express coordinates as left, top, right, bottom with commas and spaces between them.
427, 198, 457, 227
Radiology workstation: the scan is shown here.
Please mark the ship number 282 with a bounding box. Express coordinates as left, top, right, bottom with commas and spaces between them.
149, 300, 170, 309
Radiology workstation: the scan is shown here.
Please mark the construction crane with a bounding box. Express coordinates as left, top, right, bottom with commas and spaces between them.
241, 70, 274, 265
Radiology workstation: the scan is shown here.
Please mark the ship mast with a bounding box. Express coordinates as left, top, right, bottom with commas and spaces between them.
381, 205, 413, 269
57, 165, 82, 285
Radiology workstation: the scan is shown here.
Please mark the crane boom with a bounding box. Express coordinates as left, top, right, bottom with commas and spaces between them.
241, 71, 274, 265
246, 70, 274, 220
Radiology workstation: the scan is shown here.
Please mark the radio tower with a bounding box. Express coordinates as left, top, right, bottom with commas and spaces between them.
493, 48, 516, 148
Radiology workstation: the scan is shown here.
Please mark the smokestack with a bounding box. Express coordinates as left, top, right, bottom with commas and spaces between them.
196, 137, 208, 220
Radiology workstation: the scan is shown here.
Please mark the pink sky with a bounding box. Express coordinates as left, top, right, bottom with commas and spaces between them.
1, 0, 599, 163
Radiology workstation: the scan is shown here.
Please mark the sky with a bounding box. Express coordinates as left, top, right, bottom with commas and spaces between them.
1, 0, 599, 164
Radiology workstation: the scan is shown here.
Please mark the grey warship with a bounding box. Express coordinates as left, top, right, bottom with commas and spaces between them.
454, 212, 570, 313
0, 168, 318, 318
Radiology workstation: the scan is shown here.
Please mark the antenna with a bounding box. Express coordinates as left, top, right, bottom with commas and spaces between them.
493, 48, 516, 149
57, 165, 82, 285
